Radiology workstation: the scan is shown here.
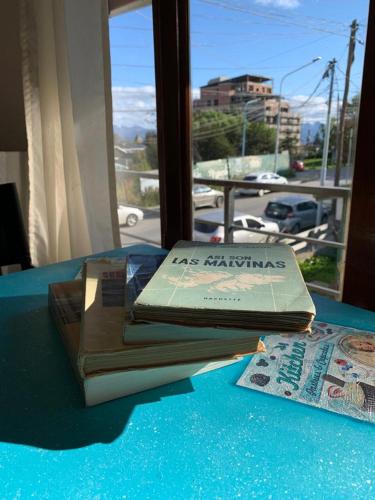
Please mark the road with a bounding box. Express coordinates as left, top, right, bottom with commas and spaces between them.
119, 190, 309, 246
119, 170, 350, 247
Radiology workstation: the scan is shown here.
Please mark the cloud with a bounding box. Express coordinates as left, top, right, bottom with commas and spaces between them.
112, 86, 156, 128
255, 0, 300, 8
112, 86, 201, 128
192, 88, 200, 100
289, 95, 339, 124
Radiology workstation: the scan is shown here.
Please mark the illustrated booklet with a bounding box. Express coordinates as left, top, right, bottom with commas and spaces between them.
127, 240, 315, 343
237, 321, 375, 423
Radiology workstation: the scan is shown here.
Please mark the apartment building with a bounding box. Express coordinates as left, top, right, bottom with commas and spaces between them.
193, 74, 301, 145
194, 74, 273, 108
253, 98, 301, 145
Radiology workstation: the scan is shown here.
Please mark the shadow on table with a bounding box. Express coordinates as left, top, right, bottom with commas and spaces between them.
0, 295, 194, 450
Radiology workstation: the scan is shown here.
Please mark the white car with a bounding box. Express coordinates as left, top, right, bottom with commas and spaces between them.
239, 172, 288, 197
194, 210, 279, 244
193, 184, 224, 209
117, 205, 144, 227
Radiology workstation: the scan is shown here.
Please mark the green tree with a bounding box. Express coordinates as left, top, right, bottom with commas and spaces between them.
193, 109, 242, 161
131, 150, 152, 171
280, 134, 298, 157
194, 134, 236, 162
244, 122, 276, 155
144, 132, 158, 169
192, 109, 276, 161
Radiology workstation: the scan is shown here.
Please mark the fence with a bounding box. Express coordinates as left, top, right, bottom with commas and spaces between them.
119, 170, 351, 299
193, 152, 290, 179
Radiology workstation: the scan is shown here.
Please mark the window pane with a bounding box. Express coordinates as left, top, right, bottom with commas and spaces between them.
109, 4, 160, 247
191, 0, 369, 296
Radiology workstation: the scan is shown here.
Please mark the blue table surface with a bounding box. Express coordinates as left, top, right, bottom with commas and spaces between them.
0, 244, 374, 499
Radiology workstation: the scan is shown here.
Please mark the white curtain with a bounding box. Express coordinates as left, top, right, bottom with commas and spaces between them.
20, 0, 120, 266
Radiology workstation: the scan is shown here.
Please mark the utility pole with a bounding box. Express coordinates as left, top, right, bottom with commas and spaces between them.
241, 98, 260, 157
334, 20, 359, 195
316, 59, 336, 228
274, 57, 322, 173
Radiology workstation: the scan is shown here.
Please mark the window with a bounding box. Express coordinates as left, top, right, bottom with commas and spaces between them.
297, 201, 317, 211
234, 219, 245, 228
246, 218, 261, 229
109, 4, 160, 247
189, 0, 369, 298
265, 203, 292, 220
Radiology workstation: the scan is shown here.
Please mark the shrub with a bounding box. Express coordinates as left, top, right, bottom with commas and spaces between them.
277, 168, 295, 179
298, 255, 337, 286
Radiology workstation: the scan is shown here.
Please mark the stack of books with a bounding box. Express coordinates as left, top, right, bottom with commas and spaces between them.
49, 240, 315, 406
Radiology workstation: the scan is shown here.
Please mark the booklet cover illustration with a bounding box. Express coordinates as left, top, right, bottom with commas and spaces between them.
237, 322, 375, 423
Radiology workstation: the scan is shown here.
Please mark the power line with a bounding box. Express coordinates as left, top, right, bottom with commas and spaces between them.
192, 11, 346, 35
290, 77, 326, 109
194, 32, 334, 70
245, 34, 332, 67
199, 0, 350, 38
283, 66, 327, 98
336, 63, 361, 91
112, 63, 295, 70
205, 0, 351, 33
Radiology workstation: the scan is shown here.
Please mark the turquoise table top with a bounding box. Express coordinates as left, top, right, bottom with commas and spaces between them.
0, 244, 374, 499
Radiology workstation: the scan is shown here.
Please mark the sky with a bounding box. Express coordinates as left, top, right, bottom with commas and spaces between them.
109, 0, 369, 129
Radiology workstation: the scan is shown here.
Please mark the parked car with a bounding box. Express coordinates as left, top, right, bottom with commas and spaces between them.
117, 205, 144, 227
264, 196, 328, 234
239, 172, 288, 197
194, 210, 279, 244
291, 160, 304, 172
193, 184, 224, 209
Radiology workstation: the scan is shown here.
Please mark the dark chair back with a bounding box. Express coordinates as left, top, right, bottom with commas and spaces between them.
0, 183, 32, 271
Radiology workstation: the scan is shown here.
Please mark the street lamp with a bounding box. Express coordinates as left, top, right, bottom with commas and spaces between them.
274, 56, 322, 172
241, 98, 261, 157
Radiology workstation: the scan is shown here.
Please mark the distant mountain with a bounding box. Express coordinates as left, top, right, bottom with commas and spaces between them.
301, 122, 322, 144
114, 125, 155, 141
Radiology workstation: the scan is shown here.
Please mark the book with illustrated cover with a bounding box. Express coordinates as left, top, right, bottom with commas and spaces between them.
80, 258, 127, 359
78, 257, 262, 375
237, 321, 375, 423
49, 278, 245, 406
125, 254, 166, 313
129, 241, 315, 342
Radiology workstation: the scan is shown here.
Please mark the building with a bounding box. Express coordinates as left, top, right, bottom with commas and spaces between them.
193, 74, 301, 146
252, 98, 301, 145
194, 74, 273, 108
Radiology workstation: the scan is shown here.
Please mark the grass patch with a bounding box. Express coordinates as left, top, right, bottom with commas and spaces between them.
277, 168, 296, 179
299, 255, 337, 286
303, 158, 334, 170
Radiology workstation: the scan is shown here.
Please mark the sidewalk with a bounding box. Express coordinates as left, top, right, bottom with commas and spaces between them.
292, 166, 353, 186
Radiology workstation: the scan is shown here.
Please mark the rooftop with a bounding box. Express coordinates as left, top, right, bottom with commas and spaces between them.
201, 74, 272, 88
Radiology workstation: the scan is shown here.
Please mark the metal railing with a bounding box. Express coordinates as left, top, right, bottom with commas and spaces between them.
118, 170, 351, 299
195, 177, 350, 299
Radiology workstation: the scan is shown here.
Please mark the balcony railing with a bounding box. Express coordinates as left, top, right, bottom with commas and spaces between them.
118, 170, 351, 299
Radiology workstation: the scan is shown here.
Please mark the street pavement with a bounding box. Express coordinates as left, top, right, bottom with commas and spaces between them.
120, 172, 350, 247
